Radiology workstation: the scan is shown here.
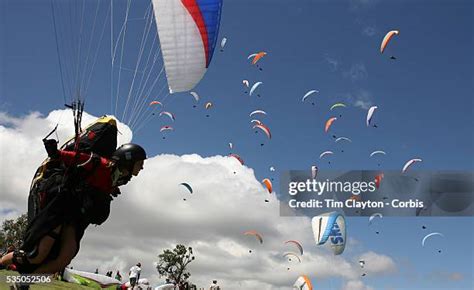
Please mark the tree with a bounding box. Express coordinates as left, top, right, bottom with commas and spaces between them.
156, 244, 195, 287
0, 214, 28, 252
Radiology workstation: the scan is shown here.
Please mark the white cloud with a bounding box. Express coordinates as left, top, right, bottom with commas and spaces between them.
0, 110, 131, 207
0, 110, 397, 289
362, 26, 377, 37
358, 251, 397, 275
344, 63, 368, 82
426, 270, 466, 282
344, 90, 374, 110
341, 280, 374, 290
324, 55, 341, 72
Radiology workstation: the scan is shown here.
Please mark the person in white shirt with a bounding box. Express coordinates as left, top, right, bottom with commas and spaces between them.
129, 262, 142, 288
209, 280, 220, 290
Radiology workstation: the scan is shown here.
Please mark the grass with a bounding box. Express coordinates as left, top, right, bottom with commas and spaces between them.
0, 270, 92, 289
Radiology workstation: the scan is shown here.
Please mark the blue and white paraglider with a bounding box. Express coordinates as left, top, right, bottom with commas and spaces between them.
311, 212, 347, 255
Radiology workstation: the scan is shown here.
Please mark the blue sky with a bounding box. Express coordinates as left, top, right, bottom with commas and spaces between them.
1, 0, 473, 289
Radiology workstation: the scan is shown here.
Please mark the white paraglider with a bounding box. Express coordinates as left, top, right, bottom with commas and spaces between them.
422, 232, 444, 247
366, 106, 378, 127
402, 158, 422, 173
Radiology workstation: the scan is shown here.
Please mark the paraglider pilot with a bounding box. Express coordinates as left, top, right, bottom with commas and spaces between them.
0, 141, 146, 278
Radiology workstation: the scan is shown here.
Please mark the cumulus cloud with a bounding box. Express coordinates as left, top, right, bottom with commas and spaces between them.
341, 280, 374, 290
358, 251, 397, 275
0, 110, 131, 208
0, 110, 396, 289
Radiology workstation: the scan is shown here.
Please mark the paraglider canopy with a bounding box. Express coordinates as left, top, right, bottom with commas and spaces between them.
249, 51, 267, 65
380, 30, 399, 53
422, 232, 444, 247
253, 124, 272, 139
325, 117, 337, 133
180, 182, 193, 194
402, 158, 422, 173
249, 82, 263, 96
262, 178, 273, 193
244, 230, 263, 244
292, 275, 313, 290
366, 106, 378, 127
311, 212, 346, 255
152, 0, 223, 93
302, 90, 319, 102
285, 240, 304, 255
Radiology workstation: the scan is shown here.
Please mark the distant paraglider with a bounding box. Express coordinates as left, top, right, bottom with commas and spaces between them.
149, 101, 163, 106
249, 82, 263, 97
244, 230, 263, 244
159, 111, 175, 122
380, 30, 399, 54
292, 275, 313, 290
249, 110, 267, 117
220, 37, 227, 52
283, 252, 302, 263
402, 158, 422, 173
285, 240, 304, 255
248, 51, 267, 65
335, 137, 352, 143
160, 125, 174, 132
190, 92, 200, 102
179, 182, 193, 194
301, 90, 319, 103
370, 150, 386, 157
330, 102, 346, 111
374, 173, 384, 188
366, 106, 378, 127
311, 212, 346, 255
422, 232, 444, 247
262, 178, 273, 193
253, 124, 272, 139
368, 213, 383, 225
325, 117, 337, 133
319, 151, 334, 159
229, 153, 244, 165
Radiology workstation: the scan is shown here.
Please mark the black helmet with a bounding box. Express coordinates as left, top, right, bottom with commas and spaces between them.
112, 143, 146, 167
